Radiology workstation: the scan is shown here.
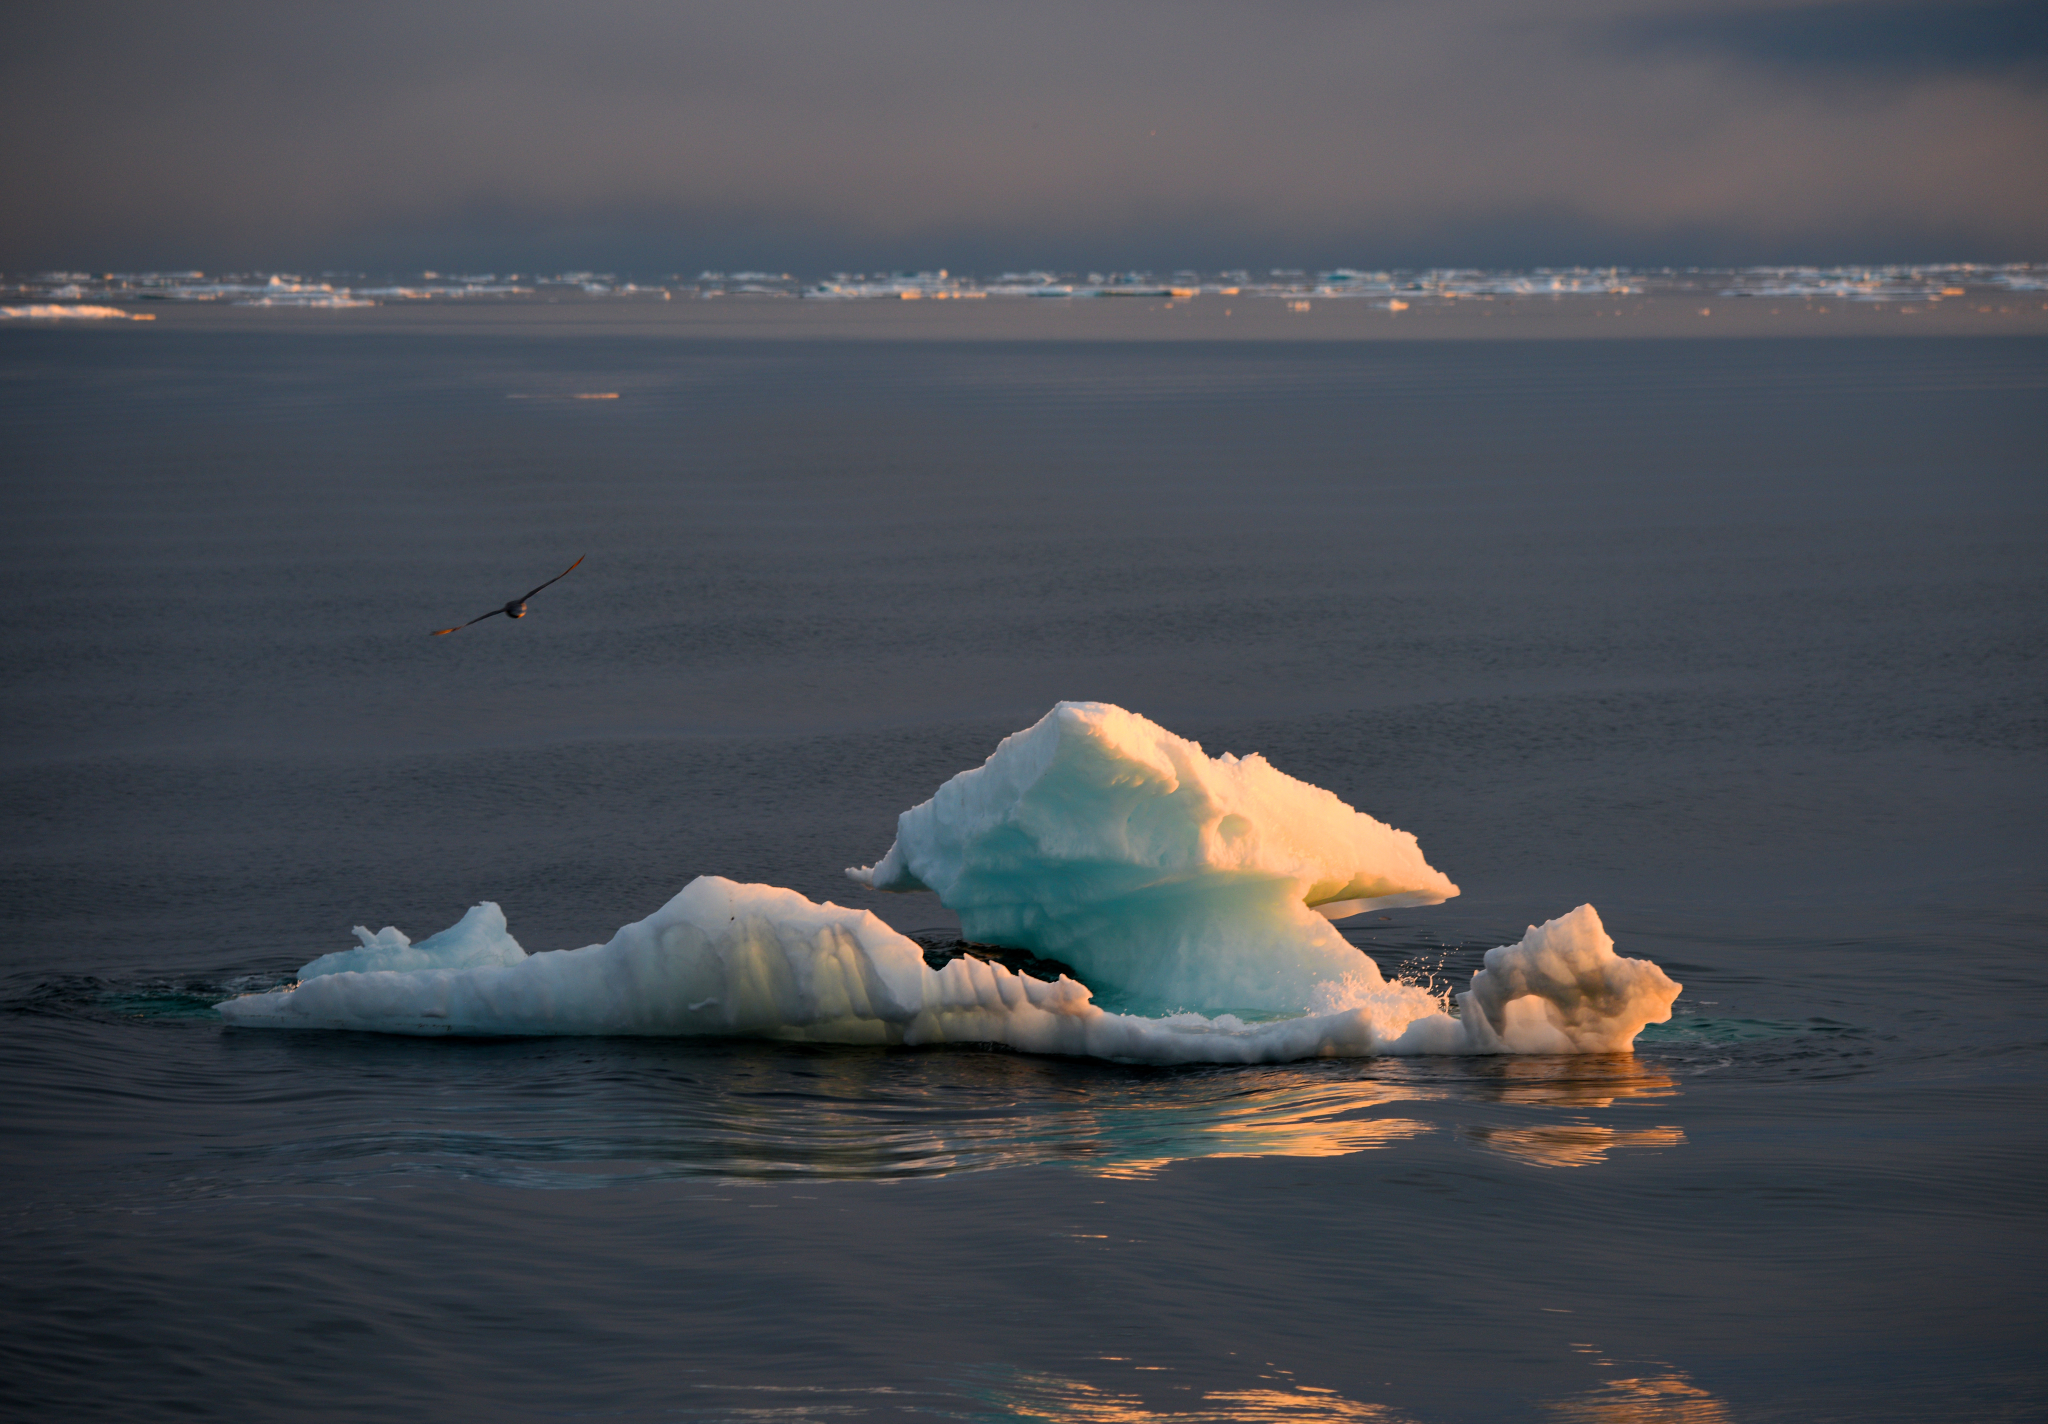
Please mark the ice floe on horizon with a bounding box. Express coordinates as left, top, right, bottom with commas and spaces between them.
10, 262, 2039, 313
1, 303, 152, 320
217, 702, 1681, 1062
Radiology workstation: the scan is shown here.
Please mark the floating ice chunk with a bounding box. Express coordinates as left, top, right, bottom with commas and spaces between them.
1454, 903, 1680, 1054
235, 293, 375, 308
215, 703, 1680, 1058
215, 880, 1677, 1060
848, 701, 1458, 1015
220, 877, 953, 1044
228, 888, 949, 1047
296, 901, 528, 980
0, 304, 147, 320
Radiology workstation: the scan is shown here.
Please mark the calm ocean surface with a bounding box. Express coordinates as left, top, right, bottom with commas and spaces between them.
2, 317, 2043, 1421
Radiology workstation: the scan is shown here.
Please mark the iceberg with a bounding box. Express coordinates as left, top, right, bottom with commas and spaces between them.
849, 702, 1458, 1016
217, 879, 1676, 1061
215, 702, 1681, 1059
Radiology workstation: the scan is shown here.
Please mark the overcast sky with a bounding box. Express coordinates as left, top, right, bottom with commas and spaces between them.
4, 0, 2043, 274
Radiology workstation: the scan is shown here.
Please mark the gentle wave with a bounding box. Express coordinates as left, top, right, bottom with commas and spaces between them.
12, 975, 1715, 1188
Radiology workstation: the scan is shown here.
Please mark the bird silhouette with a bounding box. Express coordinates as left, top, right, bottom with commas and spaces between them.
429, 556, 584, 636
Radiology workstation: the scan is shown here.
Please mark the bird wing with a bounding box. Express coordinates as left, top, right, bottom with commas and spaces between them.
429, 609, 508, 636
518, 554, 585, 603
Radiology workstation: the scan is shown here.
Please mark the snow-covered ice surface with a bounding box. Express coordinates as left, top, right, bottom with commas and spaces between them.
218, 704, 1679, 1059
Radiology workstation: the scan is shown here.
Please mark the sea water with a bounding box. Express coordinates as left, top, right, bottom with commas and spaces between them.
2, 312, 2042, 1421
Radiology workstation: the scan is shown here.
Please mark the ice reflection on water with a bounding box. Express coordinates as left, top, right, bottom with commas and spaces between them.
49, 982, 1695, 1190
206, 1046, 1455, 1186
1545, 1349, 1734, 1424
1459, 1123, 1687, 1169
1452, 1055, 1680, 1108
194, 1030, 1693, 1187
940, 1354, 1733, 1423
1087, 1088, 1432, 1180
971, 1372, 1413, 1421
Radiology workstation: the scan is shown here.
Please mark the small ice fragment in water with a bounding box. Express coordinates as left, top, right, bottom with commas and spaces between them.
295, 901, 528, 980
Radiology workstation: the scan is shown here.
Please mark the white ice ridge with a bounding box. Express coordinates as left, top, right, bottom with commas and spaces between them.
848, 702, 1460, 1015
216, 878, 1678, 1059
297, 902, 530, 980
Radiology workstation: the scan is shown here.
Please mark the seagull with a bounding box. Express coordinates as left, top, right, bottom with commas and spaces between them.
429, 556, 584, 636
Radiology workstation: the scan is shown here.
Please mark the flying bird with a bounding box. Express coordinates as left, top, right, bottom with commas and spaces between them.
429, 556, 584, 636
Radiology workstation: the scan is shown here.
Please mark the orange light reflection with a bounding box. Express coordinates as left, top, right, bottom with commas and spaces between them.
1462, 1122, 1685, 1169
990, 1372, 1413, 1422
1545, 1368, 1733, 1423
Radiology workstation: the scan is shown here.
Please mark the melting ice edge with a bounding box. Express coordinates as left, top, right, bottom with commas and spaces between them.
218, 703, 1680, 1062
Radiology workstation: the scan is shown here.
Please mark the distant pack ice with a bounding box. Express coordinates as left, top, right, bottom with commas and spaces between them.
216, 702, 1680, 1059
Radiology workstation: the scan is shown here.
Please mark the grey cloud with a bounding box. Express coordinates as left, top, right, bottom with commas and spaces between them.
1608, 0, 2048, 76
3, 0, 2042, 272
